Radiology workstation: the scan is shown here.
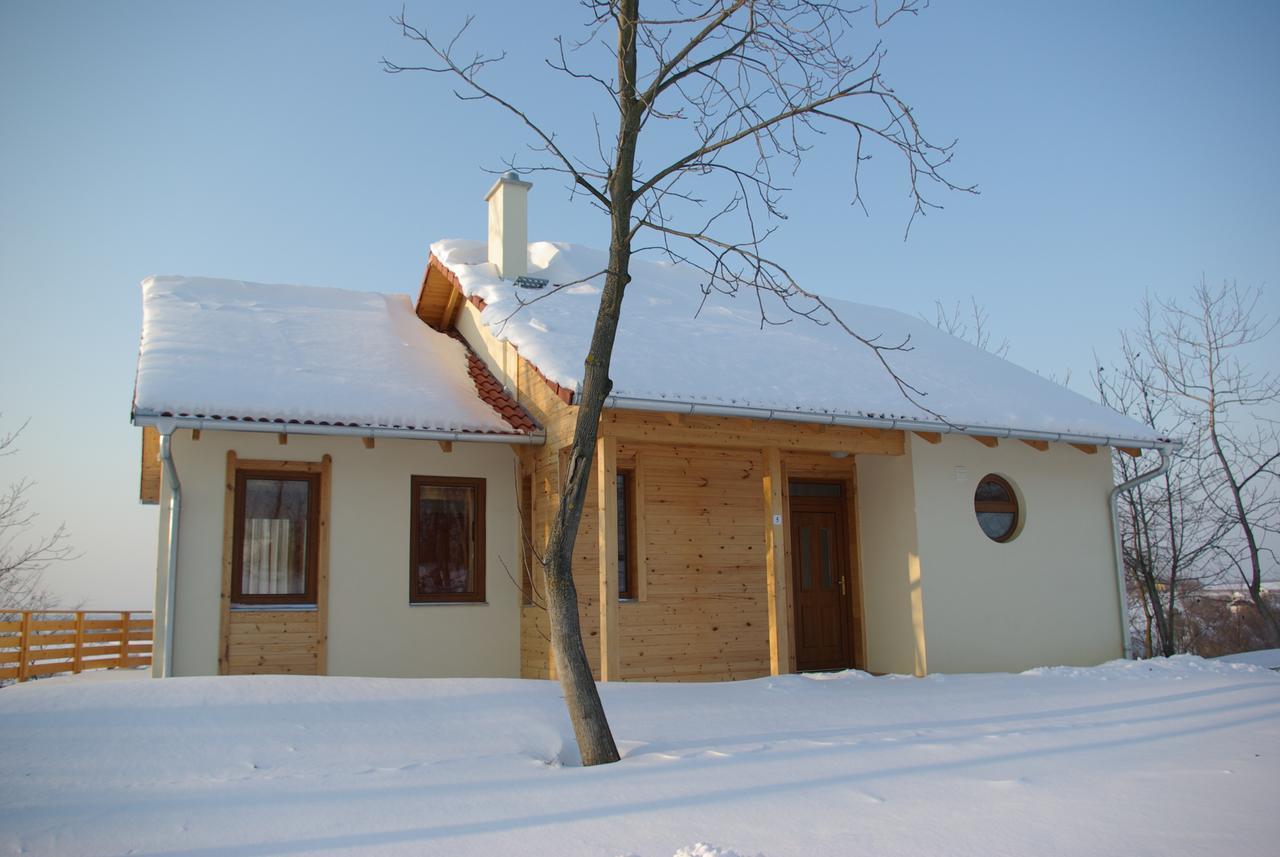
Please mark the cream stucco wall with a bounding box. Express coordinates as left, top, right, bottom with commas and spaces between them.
855, 449, 928, 677
909, 434, 1123, 672
153, 429, 523, 678
855, 434, 1124, 676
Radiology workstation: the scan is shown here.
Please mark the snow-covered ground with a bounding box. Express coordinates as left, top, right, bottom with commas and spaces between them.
1216, 648, 1280, 670
1, 657, 1277, 856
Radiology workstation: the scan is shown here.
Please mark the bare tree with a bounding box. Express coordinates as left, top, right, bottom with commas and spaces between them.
930, 296, 1010, 357
1135, 279, 1280, 646
1, 418, 73, 612
1121, 278, 1280, 647
930, 299, 1081, 391
386, 0, 971, 764
1095, 351, 1226, 657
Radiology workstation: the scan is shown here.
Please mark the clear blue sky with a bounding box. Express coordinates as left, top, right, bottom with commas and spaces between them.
1, 1, 1277, 609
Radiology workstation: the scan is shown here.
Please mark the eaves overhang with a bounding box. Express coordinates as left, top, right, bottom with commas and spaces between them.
601, 394, 1181, 452
131, 410, 545, 446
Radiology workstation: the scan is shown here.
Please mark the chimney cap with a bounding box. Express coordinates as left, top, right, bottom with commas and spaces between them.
485, 171, 533, 201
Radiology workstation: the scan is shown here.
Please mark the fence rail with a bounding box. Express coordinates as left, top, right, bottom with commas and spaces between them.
0, 611, 152, 682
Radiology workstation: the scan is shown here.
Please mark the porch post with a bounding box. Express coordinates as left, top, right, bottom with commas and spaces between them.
762, 446, 790, 675
596, 434, 621, 681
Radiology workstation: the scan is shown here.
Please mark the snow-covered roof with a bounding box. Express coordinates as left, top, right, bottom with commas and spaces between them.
431, 239, 1167, 446
132, 276, 533, 436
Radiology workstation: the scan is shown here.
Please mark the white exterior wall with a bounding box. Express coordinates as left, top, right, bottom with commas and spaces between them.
855, 435, 1124, 675
909, 434, 1123, 672
855, 449, 928, 677
153, 429, 522, 678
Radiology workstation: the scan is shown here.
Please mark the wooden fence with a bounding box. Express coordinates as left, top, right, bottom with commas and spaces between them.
0, 611, 152, 683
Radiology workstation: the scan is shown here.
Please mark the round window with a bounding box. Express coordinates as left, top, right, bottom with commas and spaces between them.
974, 475, 1019, 542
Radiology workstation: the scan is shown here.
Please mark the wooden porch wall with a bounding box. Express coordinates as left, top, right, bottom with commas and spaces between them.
618, 443, 771, 681
513, 343, 901, 682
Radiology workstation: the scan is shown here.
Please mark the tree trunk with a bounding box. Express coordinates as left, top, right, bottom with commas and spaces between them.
1136, 577, 1154, 659
540, 0, 643, 768
1208, 406, 1280, 646
1162, 583, 1178, 656
1129, 494, 1174, 656
1145, 572, 1174, 657
542, 232, 630, 764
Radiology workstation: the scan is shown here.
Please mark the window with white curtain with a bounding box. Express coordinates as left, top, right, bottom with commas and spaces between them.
232, 471, 319, 604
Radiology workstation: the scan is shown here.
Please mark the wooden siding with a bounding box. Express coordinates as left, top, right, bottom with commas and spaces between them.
618, 443, 772, 681
423, 257, 1114, 680
520, 605, 551, 679
496, 323, 897, 682
603, 410, 904, 456
224, 610, 322, 675
415, 258, 461, 329
140, 426, 161, 504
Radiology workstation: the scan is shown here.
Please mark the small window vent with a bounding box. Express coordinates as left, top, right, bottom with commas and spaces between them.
513, 276, 549, 290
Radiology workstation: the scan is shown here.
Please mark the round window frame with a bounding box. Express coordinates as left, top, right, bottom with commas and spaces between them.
974, 474, 1020, 543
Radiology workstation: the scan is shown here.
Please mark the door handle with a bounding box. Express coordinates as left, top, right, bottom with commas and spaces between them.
839, 576, 846, 596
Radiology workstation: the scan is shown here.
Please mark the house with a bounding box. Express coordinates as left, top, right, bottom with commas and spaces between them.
133, 174, 1173, 681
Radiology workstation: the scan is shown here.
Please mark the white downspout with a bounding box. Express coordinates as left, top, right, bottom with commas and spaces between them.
1108, 447, 1173, 660
158, 426, 182, 678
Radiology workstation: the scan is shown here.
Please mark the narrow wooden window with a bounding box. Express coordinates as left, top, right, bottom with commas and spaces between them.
974, 474, 1020, 542
231, 470, 320, 605
520, 474, 534, 605
617, 469, 636, 600
410, 476, 486, 603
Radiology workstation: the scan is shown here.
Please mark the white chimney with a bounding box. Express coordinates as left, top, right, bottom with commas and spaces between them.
485, 171, 532, 280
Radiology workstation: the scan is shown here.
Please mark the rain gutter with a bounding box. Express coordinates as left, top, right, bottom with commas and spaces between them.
1108, 447, 1174, 660
132, 413, 545, 445
157, 421, 181, 678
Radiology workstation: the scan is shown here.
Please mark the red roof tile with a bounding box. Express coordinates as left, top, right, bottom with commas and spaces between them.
449, 333, 539, 434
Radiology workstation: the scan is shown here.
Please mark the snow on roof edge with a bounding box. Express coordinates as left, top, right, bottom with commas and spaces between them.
133, 275, 535, 437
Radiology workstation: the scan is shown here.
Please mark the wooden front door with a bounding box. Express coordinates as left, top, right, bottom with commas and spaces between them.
790, 487, 853, 671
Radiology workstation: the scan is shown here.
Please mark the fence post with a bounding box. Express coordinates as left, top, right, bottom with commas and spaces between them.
17, 612, 31, 683
118, 612, 131, 669
73, 611, 85, 674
